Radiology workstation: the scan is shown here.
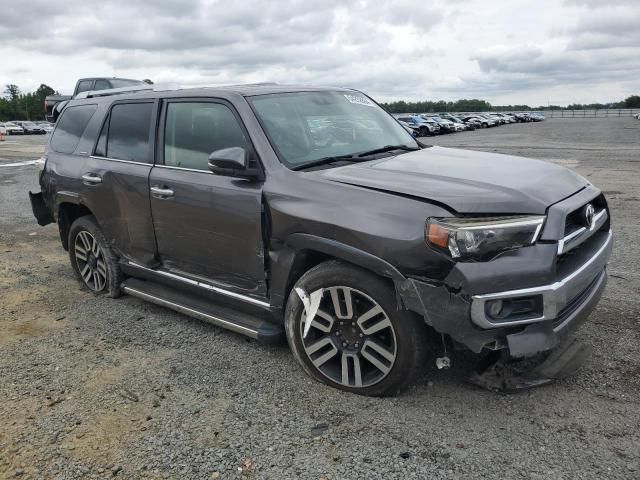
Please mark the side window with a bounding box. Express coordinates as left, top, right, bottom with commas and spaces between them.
93, 79, 111, 91
50, 104, 98, 154
164, 102, 249, 171
76, 80, 93, 94
94, 114, 109, 157
106, 103, 153, 163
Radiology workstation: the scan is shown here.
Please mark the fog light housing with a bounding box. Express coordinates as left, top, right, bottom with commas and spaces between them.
484, 296, 544, 323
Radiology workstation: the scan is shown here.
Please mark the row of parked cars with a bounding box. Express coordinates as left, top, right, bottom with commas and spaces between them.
0, 121, 54, 136
395, 112, 545, 137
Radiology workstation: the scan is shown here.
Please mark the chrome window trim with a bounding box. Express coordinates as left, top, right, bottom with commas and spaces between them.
153, 164, 212, 174
471, 230, 612, 329
89, 155, 151, 167
557, 209, 607, 255
127, 261, 270, 308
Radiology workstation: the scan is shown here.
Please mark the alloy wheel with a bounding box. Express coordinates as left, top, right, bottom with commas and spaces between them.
299, 286, 397, 388
74, 230, 108, 292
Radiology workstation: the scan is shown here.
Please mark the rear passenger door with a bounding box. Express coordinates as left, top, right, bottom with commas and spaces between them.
149, 98, 267, 295
83, 100, 158, 265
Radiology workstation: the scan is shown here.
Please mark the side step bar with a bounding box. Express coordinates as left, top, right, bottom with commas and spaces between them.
122, 278, 284, 343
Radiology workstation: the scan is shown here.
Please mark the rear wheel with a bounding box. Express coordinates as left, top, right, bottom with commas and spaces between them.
68, 216, 122, 297
285, 261, 427, 396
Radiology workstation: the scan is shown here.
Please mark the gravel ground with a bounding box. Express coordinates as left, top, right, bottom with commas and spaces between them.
1, 120, 639, 480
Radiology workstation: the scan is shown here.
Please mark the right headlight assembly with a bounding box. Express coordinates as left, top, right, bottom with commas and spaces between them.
425, 215, 546, 261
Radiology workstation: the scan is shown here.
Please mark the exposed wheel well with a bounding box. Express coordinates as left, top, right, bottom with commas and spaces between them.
57, 203, 93, 250
283, 249, 331, 306
281, 249, 399, 309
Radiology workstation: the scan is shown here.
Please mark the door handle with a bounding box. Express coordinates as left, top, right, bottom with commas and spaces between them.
82, 173, 102, 185
150, 186, 175, 199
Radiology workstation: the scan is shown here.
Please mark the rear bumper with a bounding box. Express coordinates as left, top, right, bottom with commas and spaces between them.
29, 191, 54, 226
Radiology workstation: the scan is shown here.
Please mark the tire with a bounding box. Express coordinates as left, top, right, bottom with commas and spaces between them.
285, 260, 428, 396
68, 215, 123, 298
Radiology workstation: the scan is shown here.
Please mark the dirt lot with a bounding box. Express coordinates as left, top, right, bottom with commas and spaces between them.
1, 119, 639, 479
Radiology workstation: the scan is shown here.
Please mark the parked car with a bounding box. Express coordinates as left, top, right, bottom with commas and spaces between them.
492, 113, 516, 124
397, 120, 418, 137
30, 84, 612, 396
463, 117, 483, 129
424, 115, 456, 133
15, 121, 47, 134
442, 114, 474, 131
2, 122, 24, 135
45, 77, 150, 122
0, 123, 6, 136
36, 121, 55, 133
476, 114, 500, 127
396, 115, 436, 136
460, 115, 491, 128
418, 116, 441, 134
513, 112, 531, 122
529, 112, 546, 122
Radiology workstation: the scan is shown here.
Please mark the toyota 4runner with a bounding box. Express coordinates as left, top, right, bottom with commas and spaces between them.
30, 85, 612, 395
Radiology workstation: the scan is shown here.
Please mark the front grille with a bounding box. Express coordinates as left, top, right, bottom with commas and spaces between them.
556, 230, 608, 277
553, 273, 601, 328
563, 194, 608, 237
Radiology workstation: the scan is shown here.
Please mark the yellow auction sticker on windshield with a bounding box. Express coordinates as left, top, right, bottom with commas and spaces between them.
344, 94, 375, 107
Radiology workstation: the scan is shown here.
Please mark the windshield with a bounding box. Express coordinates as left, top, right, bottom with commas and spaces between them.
249, 91, 417, 168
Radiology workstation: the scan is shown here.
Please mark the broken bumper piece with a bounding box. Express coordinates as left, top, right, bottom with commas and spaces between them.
468, 335, 592, 392
397, 231, 611, 360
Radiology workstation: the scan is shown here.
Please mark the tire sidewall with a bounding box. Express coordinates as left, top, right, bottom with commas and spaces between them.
68, 216, 122, 298
285, 261, 425, 396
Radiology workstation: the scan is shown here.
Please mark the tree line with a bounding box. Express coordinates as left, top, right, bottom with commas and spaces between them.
2, 83, 639, 120
380, 95, 640, 113
0, 84, 57, 122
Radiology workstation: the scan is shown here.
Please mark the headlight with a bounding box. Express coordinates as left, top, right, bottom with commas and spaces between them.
425, 216, 545, 261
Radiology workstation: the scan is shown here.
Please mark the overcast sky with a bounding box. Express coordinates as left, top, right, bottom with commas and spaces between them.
1, 0, 638, 105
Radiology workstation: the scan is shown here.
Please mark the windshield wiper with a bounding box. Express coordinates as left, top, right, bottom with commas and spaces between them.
291, 145, 420, 171
291, 154, 359, 171
355, 144, 420, 157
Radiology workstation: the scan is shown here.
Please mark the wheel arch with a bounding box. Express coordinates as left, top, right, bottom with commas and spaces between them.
57, 201, 94, 251
272, 233, 406, 311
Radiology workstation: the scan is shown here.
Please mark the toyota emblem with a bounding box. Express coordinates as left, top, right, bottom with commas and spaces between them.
583, 204, 595, 229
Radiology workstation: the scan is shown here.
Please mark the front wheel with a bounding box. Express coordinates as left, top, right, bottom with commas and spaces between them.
68, 215, 123, 297
285, 261, 427, 396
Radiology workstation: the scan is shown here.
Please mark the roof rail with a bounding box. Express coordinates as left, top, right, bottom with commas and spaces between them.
75, 84, 156, 99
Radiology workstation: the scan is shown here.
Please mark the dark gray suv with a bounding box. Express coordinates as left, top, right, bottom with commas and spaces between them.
30, 85, 612, 395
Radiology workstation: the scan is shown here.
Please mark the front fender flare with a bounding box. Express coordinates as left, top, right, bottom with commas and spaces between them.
269, 233, 409, 312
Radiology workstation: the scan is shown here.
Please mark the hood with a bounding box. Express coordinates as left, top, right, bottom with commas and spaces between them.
317, 146, 588, 214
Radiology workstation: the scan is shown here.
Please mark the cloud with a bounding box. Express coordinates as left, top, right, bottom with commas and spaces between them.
0, 0, 638, 104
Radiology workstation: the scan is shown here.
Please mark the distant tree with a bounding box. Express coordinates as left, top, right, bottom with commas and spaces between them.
624, 95, 640, 108
35, 84, 55, 100
4, 84, 20, 100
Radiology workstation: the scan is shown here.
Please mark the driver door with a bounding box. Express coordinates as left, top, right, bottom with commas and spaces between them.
148, 98, 267, 296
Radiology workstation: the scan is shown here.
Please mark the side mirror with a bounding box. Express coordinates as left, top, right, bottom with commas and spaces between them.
208, 146, 247, 171
207, 147, 262, 180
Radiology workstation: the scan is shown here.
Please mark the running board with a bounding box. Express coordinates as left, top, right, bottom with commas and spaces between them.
121, 278, 284, 343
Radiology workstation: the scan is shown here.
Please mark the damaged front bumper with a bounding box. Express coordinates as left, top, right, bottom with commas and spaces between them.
398, 230, 612, 359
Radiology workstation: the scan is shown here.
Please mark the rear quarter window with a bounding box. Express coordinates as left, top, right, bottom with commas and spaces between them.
50, 105, 98, 154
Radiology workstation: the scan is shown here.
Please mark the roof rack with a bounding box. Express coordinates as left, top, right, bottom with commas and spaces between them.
75, 84, 157, 99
